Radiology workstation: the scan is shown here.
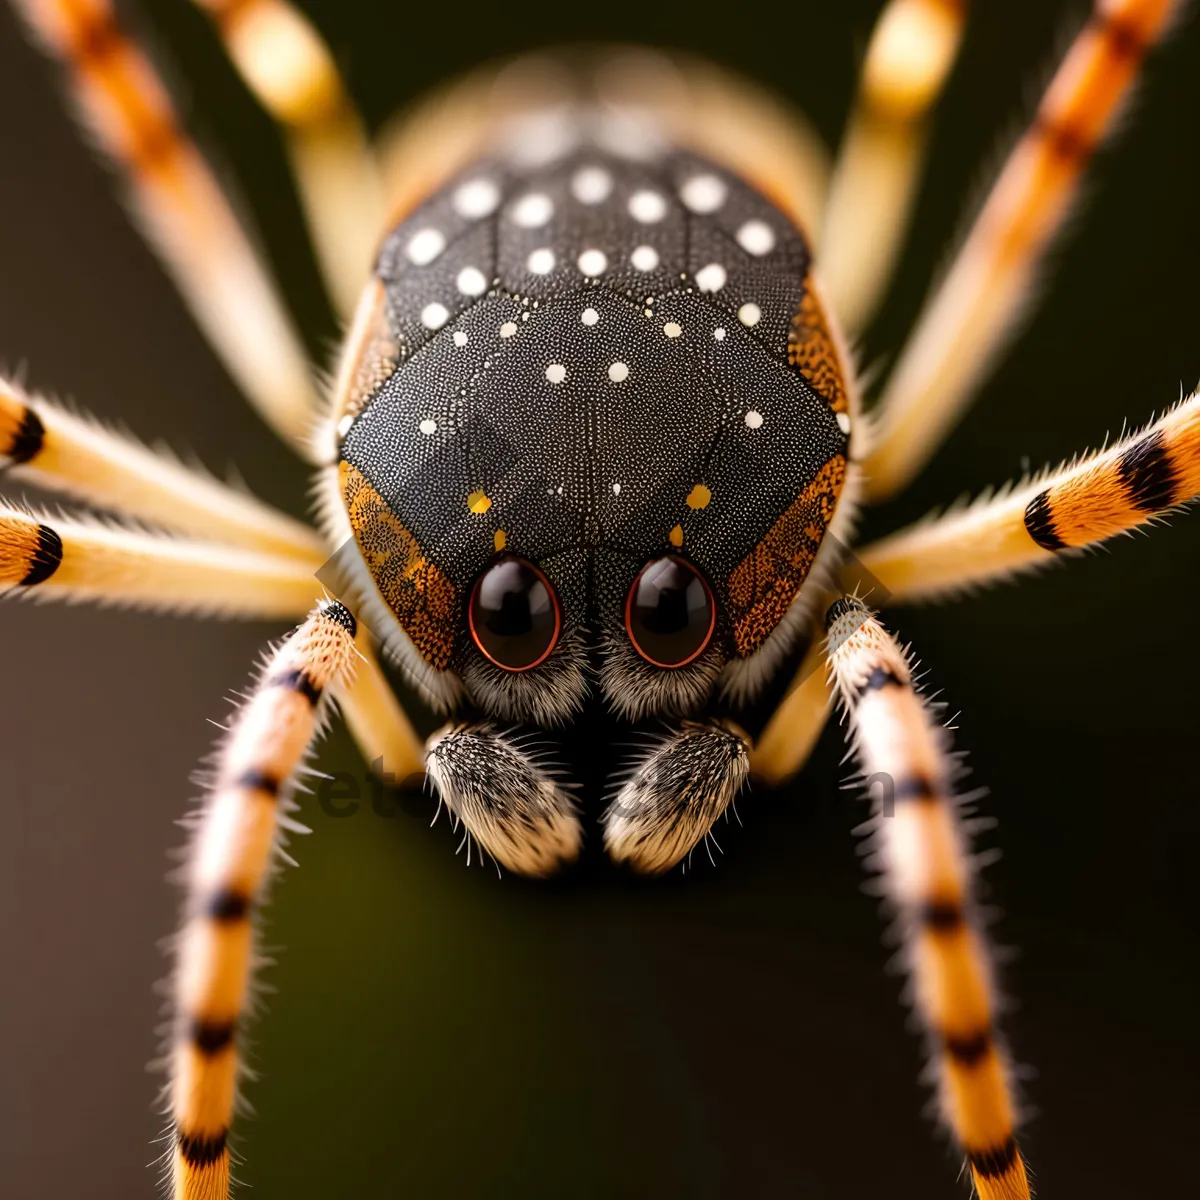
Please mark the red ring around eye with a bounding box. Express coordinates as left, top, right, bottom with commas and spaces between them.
468, 556, 562, 672
624, 555, 716, 669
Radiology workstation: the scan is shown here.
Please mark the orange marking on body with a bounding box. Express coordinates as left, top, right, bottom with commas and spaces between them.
727, 456, 845, 658
788, 276, 850, 414
340, 461, 458, 669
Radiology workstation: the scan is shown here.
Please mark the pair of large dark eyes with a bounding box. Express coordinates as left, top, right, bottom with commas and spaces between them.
468, 554, 716, 672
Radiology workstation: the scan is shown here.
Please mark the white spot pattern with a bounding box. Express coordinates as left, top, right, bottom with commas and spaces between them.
420, 302, 449, 330
837, 411, 852, 435
545, 363, 567, 384
406, 228, 445, 265
453, 178, 500, 219
738, 302, 762, 327
680, 174, 727, 213
695, 263, 727, 292
744, 410, 763, 429
663, 322, 682, 339
419, 418, 438, 435
736, 220, 776, 256
630, 245, 659, 272
500, 321, 518, 338
512, 193, 554, 228
456, 266, 487, 296
608, 361, 630, 383
628, 190, 667, 223
578, 249, 608, 277
572, 166, 613, 205
527, 248, 556, 275
581, 308, 600, 326
453, 330, 469, 347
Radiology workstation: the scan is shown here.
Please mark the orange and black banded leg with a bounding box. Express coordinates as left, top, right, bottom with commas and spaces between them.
860, 388, 1200, 599
825, 597, 1030, 1200
822, 0, 969, 335
171, 599, 357, 1199
866, 0, 1183, 499
0, 501, 319, 615
12, 0, 319, 446
0, 374, 321, 558
191, 0, 383, 316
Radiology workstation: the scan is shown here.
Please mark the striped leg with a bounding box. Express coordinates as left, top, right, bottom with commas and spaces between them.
12, 0, 320, 447
825, 597, 1030, 1200
191, 0, 384, 316
865, 0, 1182, 500
0, 501, 321, 616
0, 375, 322, 558
860, 389, 1200, 600
821, 0, 969, 335
170, 600, 358, 1200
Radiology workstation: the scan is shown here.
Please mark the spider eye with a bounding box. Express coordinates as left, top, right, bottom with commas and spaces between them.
468, 556, 561, 671
625, 556, 716, 668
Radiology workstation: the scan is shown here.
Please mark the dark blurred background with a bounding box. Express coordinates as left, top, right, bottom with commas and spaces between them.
2, 2, 1198, 1197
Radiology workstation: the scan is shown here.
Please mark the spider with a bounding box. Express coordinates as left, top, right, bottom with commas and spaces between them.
3, 0, 1197, 1197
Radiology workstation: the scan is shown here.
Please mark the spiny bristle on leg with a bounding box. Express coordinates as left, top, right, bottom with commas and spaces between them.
424, 723, 581, 877
602, 721, 750, 874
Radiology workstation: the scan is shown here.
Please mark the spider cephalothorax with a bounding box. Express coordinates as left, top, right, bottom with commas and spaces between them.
4, 2, 1195, 1198
331, 139, 852, 729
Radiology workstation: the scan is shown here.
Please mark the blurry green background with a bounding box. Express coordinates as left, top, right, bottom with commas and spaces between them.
2, 2, 1199, 1197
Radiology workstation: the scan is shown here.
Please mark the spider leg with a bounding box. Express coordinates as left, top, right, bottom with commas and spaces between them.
424, 722, 581, 877
0, 500, 320, 616
865, 0, 1182, 500
749, 630, 834, 786
190, 0, 383, 316
339, 632, 425, 783
168, 599, 357, 1200
601, 720, 750, 874
821, 0, 968, 336
12, 0, 319, 448
824, 596, 1030, 1200
0, 374, 322, 558
859, 388, 1200, 600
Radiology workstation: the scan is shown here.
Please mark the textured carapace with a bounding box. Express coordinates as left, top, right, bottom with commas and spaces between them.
336, 106, 851, 720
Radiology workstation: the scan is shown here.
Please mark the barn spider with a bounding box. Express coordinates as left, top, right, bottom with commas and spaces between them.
3, 0, 1195, 1196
